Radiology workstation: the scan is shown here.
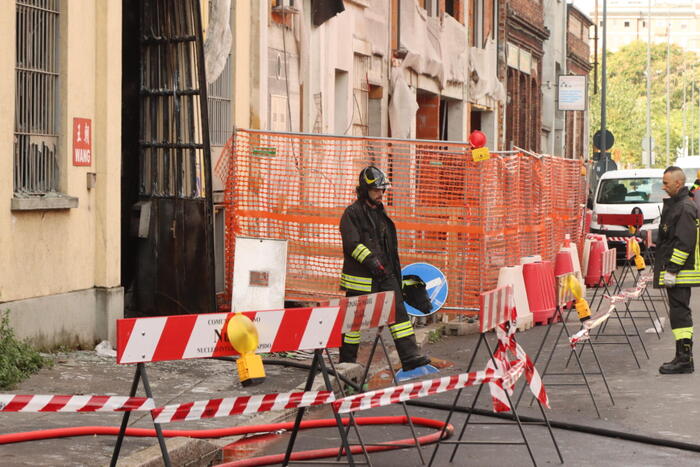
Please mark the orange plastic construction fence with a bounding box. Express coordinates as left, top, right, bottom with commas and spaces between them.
216, 129, 587, 312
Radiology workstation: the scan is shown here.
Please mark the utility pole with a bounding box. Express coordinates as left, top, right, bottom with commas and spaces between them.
666, 23, 671, 166
690, 84, 695, 156
683, 78, 687, 155
601, 0, 608, 171
645, 0, 652, 167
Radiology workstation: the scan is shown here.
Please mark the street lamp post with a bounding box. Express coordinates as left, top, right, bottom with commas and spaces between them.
601, 0, 608, 171
645, 0, 652, 167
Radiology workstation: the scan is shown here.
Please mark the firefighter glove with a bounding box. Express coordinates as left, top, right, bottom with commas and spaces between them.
367, 256, 387, 280
664, 271, 677, 287
402, 275, 433, 314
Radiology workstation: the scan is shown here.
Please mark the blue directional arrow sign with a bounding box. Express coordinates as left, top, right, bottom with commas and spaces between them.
401, 262, 448, 317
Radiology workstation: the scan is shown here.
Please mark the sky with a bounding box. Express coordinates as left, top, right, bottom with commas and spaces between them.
571, 0, 696, 13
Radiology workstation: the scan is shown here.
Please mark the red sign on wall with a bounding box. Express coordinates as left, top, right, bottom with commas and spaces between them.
73, 118, 92, 166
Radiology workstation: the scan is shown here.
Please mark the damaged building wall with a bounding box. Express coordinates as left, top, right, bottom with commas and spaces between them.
392, 0, 472, 142
504, 0, 549, 152
565, 5, 593, 160
467, 0, 504, 152
541, 0, 567, 155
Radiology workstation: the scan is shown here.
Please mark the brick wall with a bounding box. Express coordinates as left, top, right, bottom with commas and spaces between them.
509, 0, 545, 33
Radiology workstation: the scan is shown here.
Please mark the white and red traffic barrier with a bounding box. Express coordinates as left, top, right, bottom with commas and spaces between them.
324, 291, 395, 333
151, 391, 335, 424
0, 394, 155, 413
479, 285, 514, 333
117, 292, 395, 364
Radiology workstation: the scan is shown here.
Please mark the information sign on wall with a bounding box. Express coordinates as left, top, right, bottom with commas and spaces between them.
72, 118, 92, 166
558, 75, 587, 111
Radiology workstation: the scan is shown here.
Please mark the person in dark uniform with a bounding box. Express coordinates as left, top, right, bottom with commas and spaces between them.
338, 166, 430, 371
656, 166, 700, 374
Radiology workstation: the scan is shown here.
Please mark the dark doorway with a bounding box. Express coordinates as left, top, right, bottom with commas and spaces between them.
121, 0, 216, 317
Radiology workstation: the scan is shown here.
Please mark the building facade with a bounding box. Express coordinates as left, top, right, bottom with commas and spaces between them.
589, 0, 700, 55
1, 0, 123, 348
3, 0, 594, 347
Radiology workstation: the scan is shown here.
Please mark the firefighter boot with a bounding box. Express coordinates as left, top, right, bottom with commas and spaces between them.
339, 332, 361, 364
394, 334, 431, 371
659, 339, 694, 374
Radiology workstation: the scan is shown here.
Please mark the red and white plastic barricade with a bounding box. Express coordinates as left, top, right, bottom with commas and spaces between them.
112, 292, 396, 467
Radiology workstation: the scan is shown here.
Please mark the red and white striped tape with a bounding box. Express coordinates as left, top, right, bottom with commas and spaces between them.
323, 291, 395, 333
333, 287, 547, 415
118, 292, 395, 364
569, 305, 615, 347
151, 391, 335, 424
0, 394, 155, 412
488, 309, 549, 411
606, 236, 635, 243
332, 369, 501, 414
479, 285, 513, 333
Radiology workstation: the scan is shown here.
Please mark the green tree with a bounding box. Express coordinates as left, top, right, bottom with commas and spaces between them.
590, 41, 700, 167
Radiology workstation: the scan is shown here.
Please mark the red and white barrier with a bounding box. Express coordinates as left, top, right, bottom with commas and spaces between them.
323, 291, 395, 333
602, 248, 617, 277
117, 292, 395, 364
479, 285, 513, 333
0, 394, 155, 413
152, 391, 335, 424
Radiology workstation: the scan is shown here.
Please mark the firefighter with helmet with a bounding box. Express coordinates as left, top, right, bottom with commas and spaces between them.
338, 166, 431, 371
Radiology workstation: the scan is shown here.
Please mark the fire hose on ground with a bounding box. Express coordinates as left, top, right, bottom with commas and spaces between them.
2, 357, 700, 467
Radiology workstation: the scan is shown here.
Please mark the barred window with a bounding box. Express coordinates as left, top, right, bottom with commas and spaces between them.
207, 54, 231, 146
14, 0, 60, 195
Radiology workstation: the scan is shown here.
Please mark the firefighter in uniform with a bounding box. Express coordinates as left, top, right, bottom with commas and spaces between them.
656, 166, 700, 374
338, 166, 431, 371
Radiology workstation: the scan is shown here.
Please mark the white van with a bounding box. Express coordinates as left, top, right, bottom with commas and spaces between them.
590, 168, 664, 240
675, 156, 700, 186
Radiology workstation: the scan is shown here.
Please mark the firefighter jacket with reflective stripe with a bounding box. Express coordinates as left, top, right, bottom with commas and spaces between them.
339, 200, 401, 293
655, 186, 700, 287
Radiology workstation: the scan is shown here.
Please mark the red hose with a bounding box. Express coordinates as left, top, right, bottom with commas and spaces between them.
220, 416, 453, 467
0, 416, 452, 467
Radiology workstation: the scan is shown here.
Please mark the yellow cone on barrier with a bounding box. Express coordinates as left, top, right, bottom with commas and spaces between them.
227, 313, 266, 386
566, 274, 591, 322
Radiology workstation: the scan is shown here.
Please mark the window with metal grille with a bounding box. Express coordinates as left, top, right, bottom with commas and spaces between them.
207, 54, 231, 146
14, 0, 60, 196
352, 54, 369, 137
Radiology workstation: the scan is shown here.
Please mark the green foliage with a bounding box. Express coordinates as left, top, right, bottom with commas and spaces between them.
590, 40, 700, 167
427, 327, 443, 344
0, 311, 50, 389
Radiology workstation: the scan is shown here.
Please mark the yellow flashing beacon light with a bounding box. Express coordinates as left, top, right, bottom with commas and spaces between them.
226, 313, 266, 386
566, 274, 591, 322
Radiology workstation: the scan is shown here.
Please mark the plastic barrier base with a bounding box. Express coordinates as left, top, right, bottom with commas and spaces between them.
395, 364, 439, 382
